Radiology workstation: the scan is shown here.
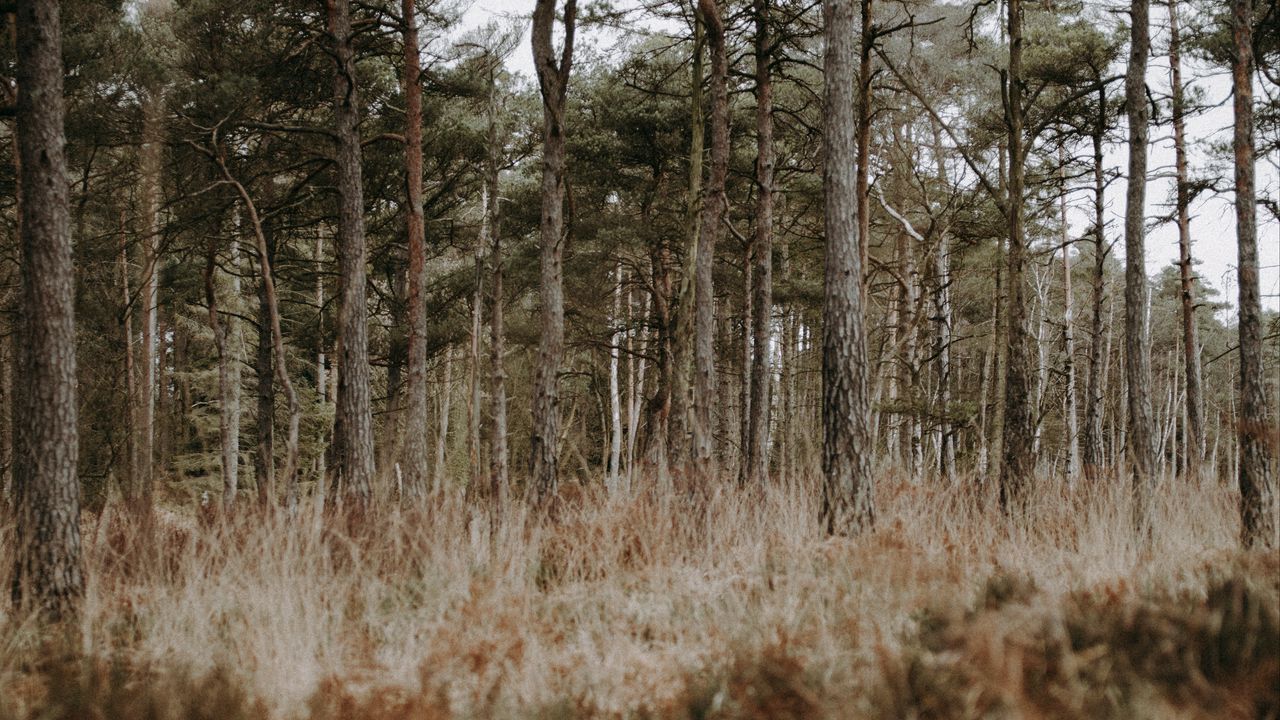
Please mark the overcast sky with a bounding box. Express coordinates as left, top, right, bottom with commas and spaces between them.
455, 0, 1280, 314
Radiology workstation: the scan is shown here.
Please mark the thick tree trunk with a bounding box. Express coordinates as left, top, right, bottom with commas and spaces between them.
744, 0, 774, 487
400, 0, 432, 496
329, 0, 376, 504
1231, 0, 1273, 546
692, 0, 727, 482
529, 0, 576, 505
820, 0, 873, 533
11, 0, 83, 618
1168, 0, 1205, 480
999, 0, 1035, 511
669, 17, 702, 468
1123, 0, 1156, 531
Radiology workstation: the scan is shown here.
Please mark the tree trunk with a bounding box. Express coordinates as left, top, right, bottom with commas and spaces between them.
1083, 83, 1107, 482
254, 240, 275, 508
486, 93, 508, 504
1059, 153, 1080, 482
529, 0, 576, 505
609, 264, 624, 493
206, 237, 242, 513
1123, 0, 1156, 531
119, 218, 138, 506
999, 0, 1035, 511
329, 0, 376, 504
211, 154, 303, 514
929, 123, 955, 482
744, 0, 774, 487
136, 89, 164, 523
1231, 0, 1273, 546
820, 0, 873, 533
399, 0, 431, 496
1168, 0, 1205, 480
692, 0, 727, 482
435, 347, 454, 490
468, 185, 486, 493
10, 0, 83, 618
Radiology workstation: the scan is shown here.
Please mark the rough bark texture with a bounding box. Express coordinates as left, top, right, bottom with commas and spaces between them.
400, 0, 432, 496
999, 0, 1035, 511
530, 0, 576, 505
820, 0, 873, 534
10, 0, 84, 619
1123, 0, 1156, 531
1059, 155, 1079, 481
693, 0, 727, 481
329, 0, 376, 504
1168, 0, 1204, 479
744, 0, 773, 487
1231, 0, 1273, 547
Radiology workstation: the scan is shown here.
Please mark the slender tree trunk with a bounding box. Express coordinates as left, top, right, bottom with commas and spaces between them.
328, 0, 376, 505
999, 0, 1035, 511
929, 123, 955, 482
1231, 0, 1273, 546
486, 102, 508, 504
10, 0, 83, 618
530, 0, 576, 505
206, 238, 242, 512
1059, 153, 1080, 482
210, 154, 303, 513
136, 90, 164, 523
435, 347, 454, 491
1083, 85, 1108, 482
468, 186, 486, 492
254, 240, 275, 508
400, 0, 431, 496
1168, 0, 1205, 480
1124, 0, 1156, 531
745, 0, 774, 487
314, 234, 327, 490
692, 0, 727, 482
609, 264, 624, 493
820, 0, 873, 533
118, 216, 138, 505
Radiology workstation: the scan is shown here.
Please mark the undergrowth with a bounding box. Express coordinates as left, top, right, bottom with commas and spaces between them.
0, 475, 1274, 719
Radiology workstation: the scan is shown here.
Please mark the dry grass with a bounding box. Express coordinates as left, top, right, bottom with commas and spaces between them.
0, 474, 1275, 719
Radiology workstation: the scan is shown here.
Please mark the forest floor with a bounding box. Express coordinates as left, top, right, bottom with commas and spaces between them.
0, 474, 1276, 719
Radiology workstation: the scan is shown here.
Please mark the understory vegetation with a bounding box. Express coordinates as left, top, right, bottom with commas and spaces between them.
2, 477, 1275, 719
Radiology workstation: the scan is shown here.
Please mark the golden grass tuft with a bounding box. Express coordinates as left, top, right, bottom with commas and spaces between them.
0, 474, 1275, 718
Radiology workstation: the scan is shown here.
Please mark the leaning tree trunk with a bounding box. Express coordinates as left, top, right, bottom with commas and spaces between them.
529, 0, 576, 505
11, 0, 83, 619
820, 0, 873, 533
400, 0, 432, 496
693, 0, 728, 482
999, 0, 1036, 512
1123, 0, 1157, 534
1231, 0, 1273, 547
744, 0, 774, 487
1168, 0, 1205, 480
329, 0, 376, 504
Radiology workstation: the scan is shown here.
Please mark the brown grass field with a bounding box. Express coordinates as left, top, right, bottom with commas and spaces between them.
1, 475, 1276, 719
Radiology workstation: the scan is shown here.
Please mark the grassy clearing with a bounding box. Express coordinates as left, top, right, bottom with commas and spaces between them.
0, 476, 1275, 719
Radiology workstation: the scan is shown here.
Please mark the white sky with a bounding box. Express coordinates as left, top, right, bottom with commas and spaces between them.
456, 0, 1280, 313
